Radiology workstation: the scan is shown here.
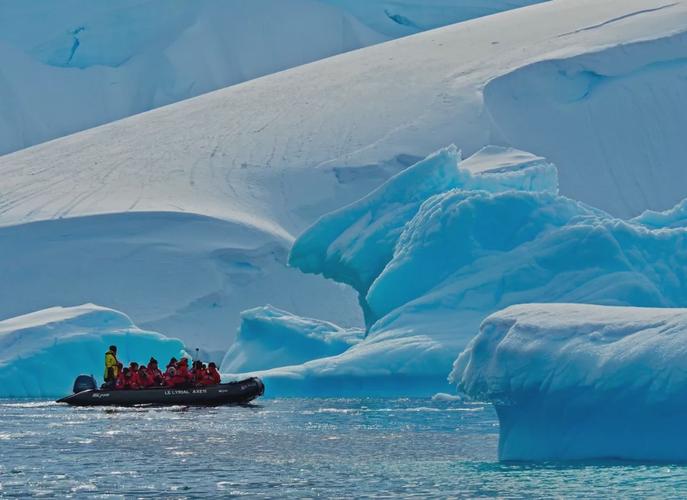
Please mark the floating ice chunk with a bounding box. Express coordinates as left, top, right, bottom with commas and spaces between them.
431, 392, 462, 402
221, 305, 363, 373
454, 303, 687, 461
0, 304, 185, 398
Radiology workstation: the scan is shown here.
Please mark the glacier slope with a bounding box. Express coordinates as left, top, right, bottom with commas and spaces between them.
0, 304, 185, 398
0, 0, 546, 155
3, 0, 687, 231
455, 303, 687, 461
0, 0, 385, 156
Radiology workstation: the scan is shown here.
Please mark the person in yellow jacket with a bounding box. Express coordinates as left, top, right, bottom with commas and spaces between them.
104, 345, 120, 387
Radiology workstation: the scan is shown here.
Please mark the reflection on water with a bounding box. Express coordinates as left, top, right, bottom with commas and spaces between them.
0, 398, 685, 497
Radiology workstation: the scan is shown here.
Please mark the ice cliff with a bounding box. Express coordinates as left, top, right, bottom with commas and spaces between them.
0, 304, 185, 398
454, 303, 687, 461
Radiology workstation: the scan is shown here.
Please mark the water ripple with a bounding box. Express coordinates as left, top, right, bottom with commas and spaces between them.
0, 398, 685, 497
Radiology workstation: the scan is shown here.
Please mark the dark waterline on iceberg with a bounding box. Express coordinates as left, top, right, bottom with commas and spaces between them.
1, 398, 686, 497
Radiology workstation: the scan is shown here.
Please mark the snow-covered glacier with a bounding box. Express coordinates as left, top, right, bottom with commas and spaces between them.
230, 144, 687, 395
0, 0, 545, 155
0, 0, 383, 155
0, 304, 185, 398
454, 303, 687, 461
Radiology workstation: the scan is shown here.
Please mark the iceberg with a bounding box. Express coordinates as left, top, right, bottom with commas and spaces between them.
0, 304, 186, 398
221, 305, 363, 373
232, 144, 687, 396
290, 145, 558, 325
454, 303, 687, 461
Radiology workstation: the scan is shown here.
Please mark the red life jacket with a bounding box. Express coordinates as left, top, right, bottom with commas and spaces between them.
163, 367, 176, 386
138, 371, 153, 388
147, 366, 163, 384
192, 368, 207, 385
176, 364, 190, 379
167, 364, 188, 386
128, 371, 140, 389
115, 372, 127, 390
208, 368, 221, 385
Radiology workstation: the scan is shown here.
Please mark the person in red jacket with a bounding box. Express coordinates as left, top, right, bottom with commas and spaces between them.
147, 358, 163, 386
163, 366, 177, 387
115, 367, 129, 390
138, 366, 154, 388
206, 362, 221, 385
170, 358, 191, 387
191, 361, 207, 386
128, 362, 141, 389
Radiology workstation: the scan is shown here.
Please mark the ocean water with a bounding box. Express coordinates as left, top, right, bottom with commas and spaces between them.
1, 398, 686, 498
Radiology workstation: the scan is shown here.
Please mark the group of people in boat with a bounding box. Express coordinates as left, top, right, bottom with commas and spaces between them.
103, 345, 221, 390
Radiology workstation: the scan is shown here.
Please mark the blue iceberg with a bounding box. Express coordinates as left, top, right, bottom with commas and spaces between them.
455, 303, 687, 461
232, 144, 687, 396
0, 304, 186, 398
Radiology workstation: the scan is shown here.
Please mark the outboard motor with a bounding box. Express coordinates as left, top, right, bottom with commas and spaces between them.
73, 374, 97, 393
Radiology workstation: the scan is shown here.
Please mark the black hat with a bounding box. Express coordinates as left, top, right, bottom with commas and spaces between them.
109, 345, 117, 352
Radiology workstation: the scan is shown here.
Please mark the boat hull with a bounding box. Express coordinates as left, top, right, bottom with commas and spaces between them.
56, 377, 264, 407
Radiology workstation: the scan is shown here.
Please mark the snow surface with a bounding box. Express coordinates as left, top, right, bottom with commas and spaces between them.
322, 0, 546, 38
0, 0, 544, 155
221, 305, 363, 373
4, 0, 687, 229
0, 304, 185, 398
0, 0, 384, 156
229, 144, 687, 395
454, 303, 687, 461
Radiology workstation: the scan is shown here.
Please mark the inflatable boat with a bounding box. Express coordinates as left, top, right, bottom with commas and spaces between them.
57, 376, 264, 407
